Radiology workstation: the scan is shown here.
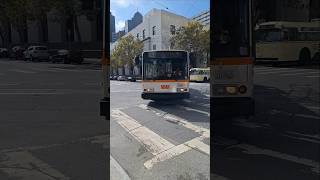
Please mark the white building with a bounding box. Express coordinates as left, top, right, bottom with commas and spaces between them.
123, 8, 190, 51
192, 10, 210, 29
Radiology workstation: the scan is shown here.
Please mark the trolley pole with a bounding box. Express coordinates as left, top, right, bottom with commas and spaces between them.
100, 0, 110, 120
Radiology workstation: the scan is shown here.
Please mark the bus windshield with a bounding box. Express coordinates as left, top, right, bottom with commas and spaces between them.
256, 29, 283, 42
143, 51, 188, 80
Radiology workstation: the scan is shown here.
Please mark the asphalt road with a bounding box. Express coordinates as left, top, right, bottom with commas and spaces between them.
110, 79, 210, 180
213, 64, 320, 180
0, 58, 108, 180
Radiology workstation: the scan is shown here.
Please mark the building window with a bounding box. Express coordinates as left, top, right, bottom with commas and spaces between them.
153, 44, 156, 50
143, 29, 145, 39
170, 25, 176, 35
152, 26, 156, 35
137, 33, 139, 39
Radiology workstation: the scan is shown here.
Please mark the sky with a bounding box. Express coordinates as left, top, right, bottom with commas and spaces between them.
110, 0, 210, 32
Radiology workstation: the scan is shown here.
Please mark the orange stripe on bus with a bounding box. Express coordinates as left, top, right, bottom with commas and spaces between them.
142, 80, 189, 83
101, 51, 110, 65
211, 57, 253, 65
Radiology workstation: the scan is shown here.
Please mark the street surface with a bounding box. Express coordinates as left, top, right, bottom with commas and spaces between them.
0, 58, 108, 180
110, 79, 210, 179
213, 64, 320, 180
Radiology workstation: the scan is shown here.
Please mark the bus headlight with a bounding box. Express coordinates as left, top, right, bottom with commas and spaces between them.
144, 88, 154, 92
238, 85, 247, 94
225, 86, 238, 94
177, 88, 188, 92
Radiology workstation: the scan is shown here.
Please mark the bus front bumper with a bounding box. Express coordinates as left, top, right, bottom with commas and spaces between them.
142, 92, 190, 100
211, 97, 255, 117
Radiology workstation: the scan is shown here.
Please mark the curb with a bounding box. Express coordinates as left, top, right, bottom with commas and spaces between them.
110, 156, 131, 180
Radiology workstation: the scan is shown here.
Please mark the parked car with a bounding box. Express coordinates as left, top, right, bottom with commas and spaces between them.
24, 46, 50, 61
51, 49, 83, 64
10, 46, 25, 60
127, 76, 136, 82
112, 75, 118, 80
117, 76, 127, 81
0, 48, 8, 58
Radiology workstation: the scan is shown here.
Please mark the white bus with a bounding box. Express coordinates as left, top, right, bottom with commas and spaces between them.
212, 0, 255, 116
140, 50, 190, 100
189, 68, 210, 82
255, 20, 320, 64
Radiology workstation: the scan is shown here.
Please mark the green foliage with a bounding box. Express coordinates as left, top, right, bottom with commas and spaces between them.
111, 34, 143, 70
170, 21, 210, 66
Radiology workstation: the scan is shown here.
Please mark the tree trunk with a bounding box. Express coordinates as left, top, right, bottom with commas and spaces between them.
40, 15, 48, 43
74, 16, 82, 42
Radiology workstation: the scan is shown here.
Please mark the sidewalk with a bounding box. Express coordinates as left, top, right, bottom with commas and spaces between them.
110, 156, 131, 180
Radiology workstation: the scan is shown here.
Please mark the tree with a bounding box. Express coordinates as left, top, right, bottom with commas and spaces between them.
27, 0, 55, 43
170, 21, 210, 67
111, 34, 143, 75
3, 0, 29, 43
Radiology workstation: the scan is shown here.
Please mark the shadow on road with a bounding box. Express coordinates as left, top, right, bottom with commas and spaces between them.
146, 88, 210, 124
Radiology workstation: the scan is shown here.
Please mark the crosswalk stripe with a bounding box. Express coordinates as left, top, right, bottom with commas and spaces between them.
111, 109, 175, 155
111, 108, 210, 169
0, 151, 70, 180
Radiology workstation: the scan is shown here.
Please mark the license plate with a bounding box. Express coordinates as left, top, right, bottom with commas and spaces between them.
214, 71, 234, 80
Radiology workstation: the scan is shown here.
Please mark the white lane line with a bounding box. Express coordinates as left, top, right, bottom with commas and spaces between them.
0, 151, 70, 180
256, 69, 315, 75
281, 72, 319, 76
1, 135, 108, 153
28, 67, 60, 72
284, 135, 320, 144
296, 113, 320, 120
177, 106, 210, 116
9, 69, 37, 74
286, 131, 320, 140
231, 144, 320, 174
306, 75, 320, 78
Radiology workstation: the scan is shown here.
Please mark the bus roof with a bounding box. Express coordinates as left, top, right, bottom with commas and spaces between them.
256, 21, 320, 30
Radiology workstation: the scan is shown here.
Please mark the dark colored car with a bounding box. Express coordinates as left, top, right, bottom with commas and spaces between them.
10, 46, 25, 60
51, 49, 83, 64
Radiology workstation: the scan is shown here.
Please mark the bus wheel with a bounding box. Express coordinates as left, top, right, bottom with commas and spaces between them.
298, 48, 311, 65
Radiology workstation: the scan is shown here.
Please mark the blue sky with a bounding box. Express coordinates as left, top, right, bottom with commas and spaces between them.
110, 0, 210, 32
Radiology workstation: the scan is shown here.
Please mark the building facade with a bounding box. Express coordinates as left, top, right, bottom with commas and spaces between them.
125, 12, 143, 34
110, 12, 116, 42
192, 10, 210, 29
124, 9, 190, 52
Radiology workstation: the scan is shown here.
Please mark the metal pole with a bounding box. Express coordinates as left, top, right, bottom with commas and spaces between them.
100, 0, 110, 119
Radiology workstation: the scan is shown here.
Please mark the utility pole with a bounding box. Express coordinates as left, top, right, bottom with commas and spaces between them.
100, 0, 110, 121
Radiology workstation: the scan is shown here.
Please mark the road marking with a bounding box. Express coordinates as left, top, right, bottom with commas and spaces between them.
211, 174, 230, 180
177, 106, 210, 116
231, 144, 320, 174
111, 109, 209, 169
9, 69, 36, 74
111, 109, 175, 155
281, 72, 319, 76
0, 135, 108, 153
138, 104, 210, 138
0, 151, 70, 180
256, 69, 315, 75
306, 75, 320, 78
